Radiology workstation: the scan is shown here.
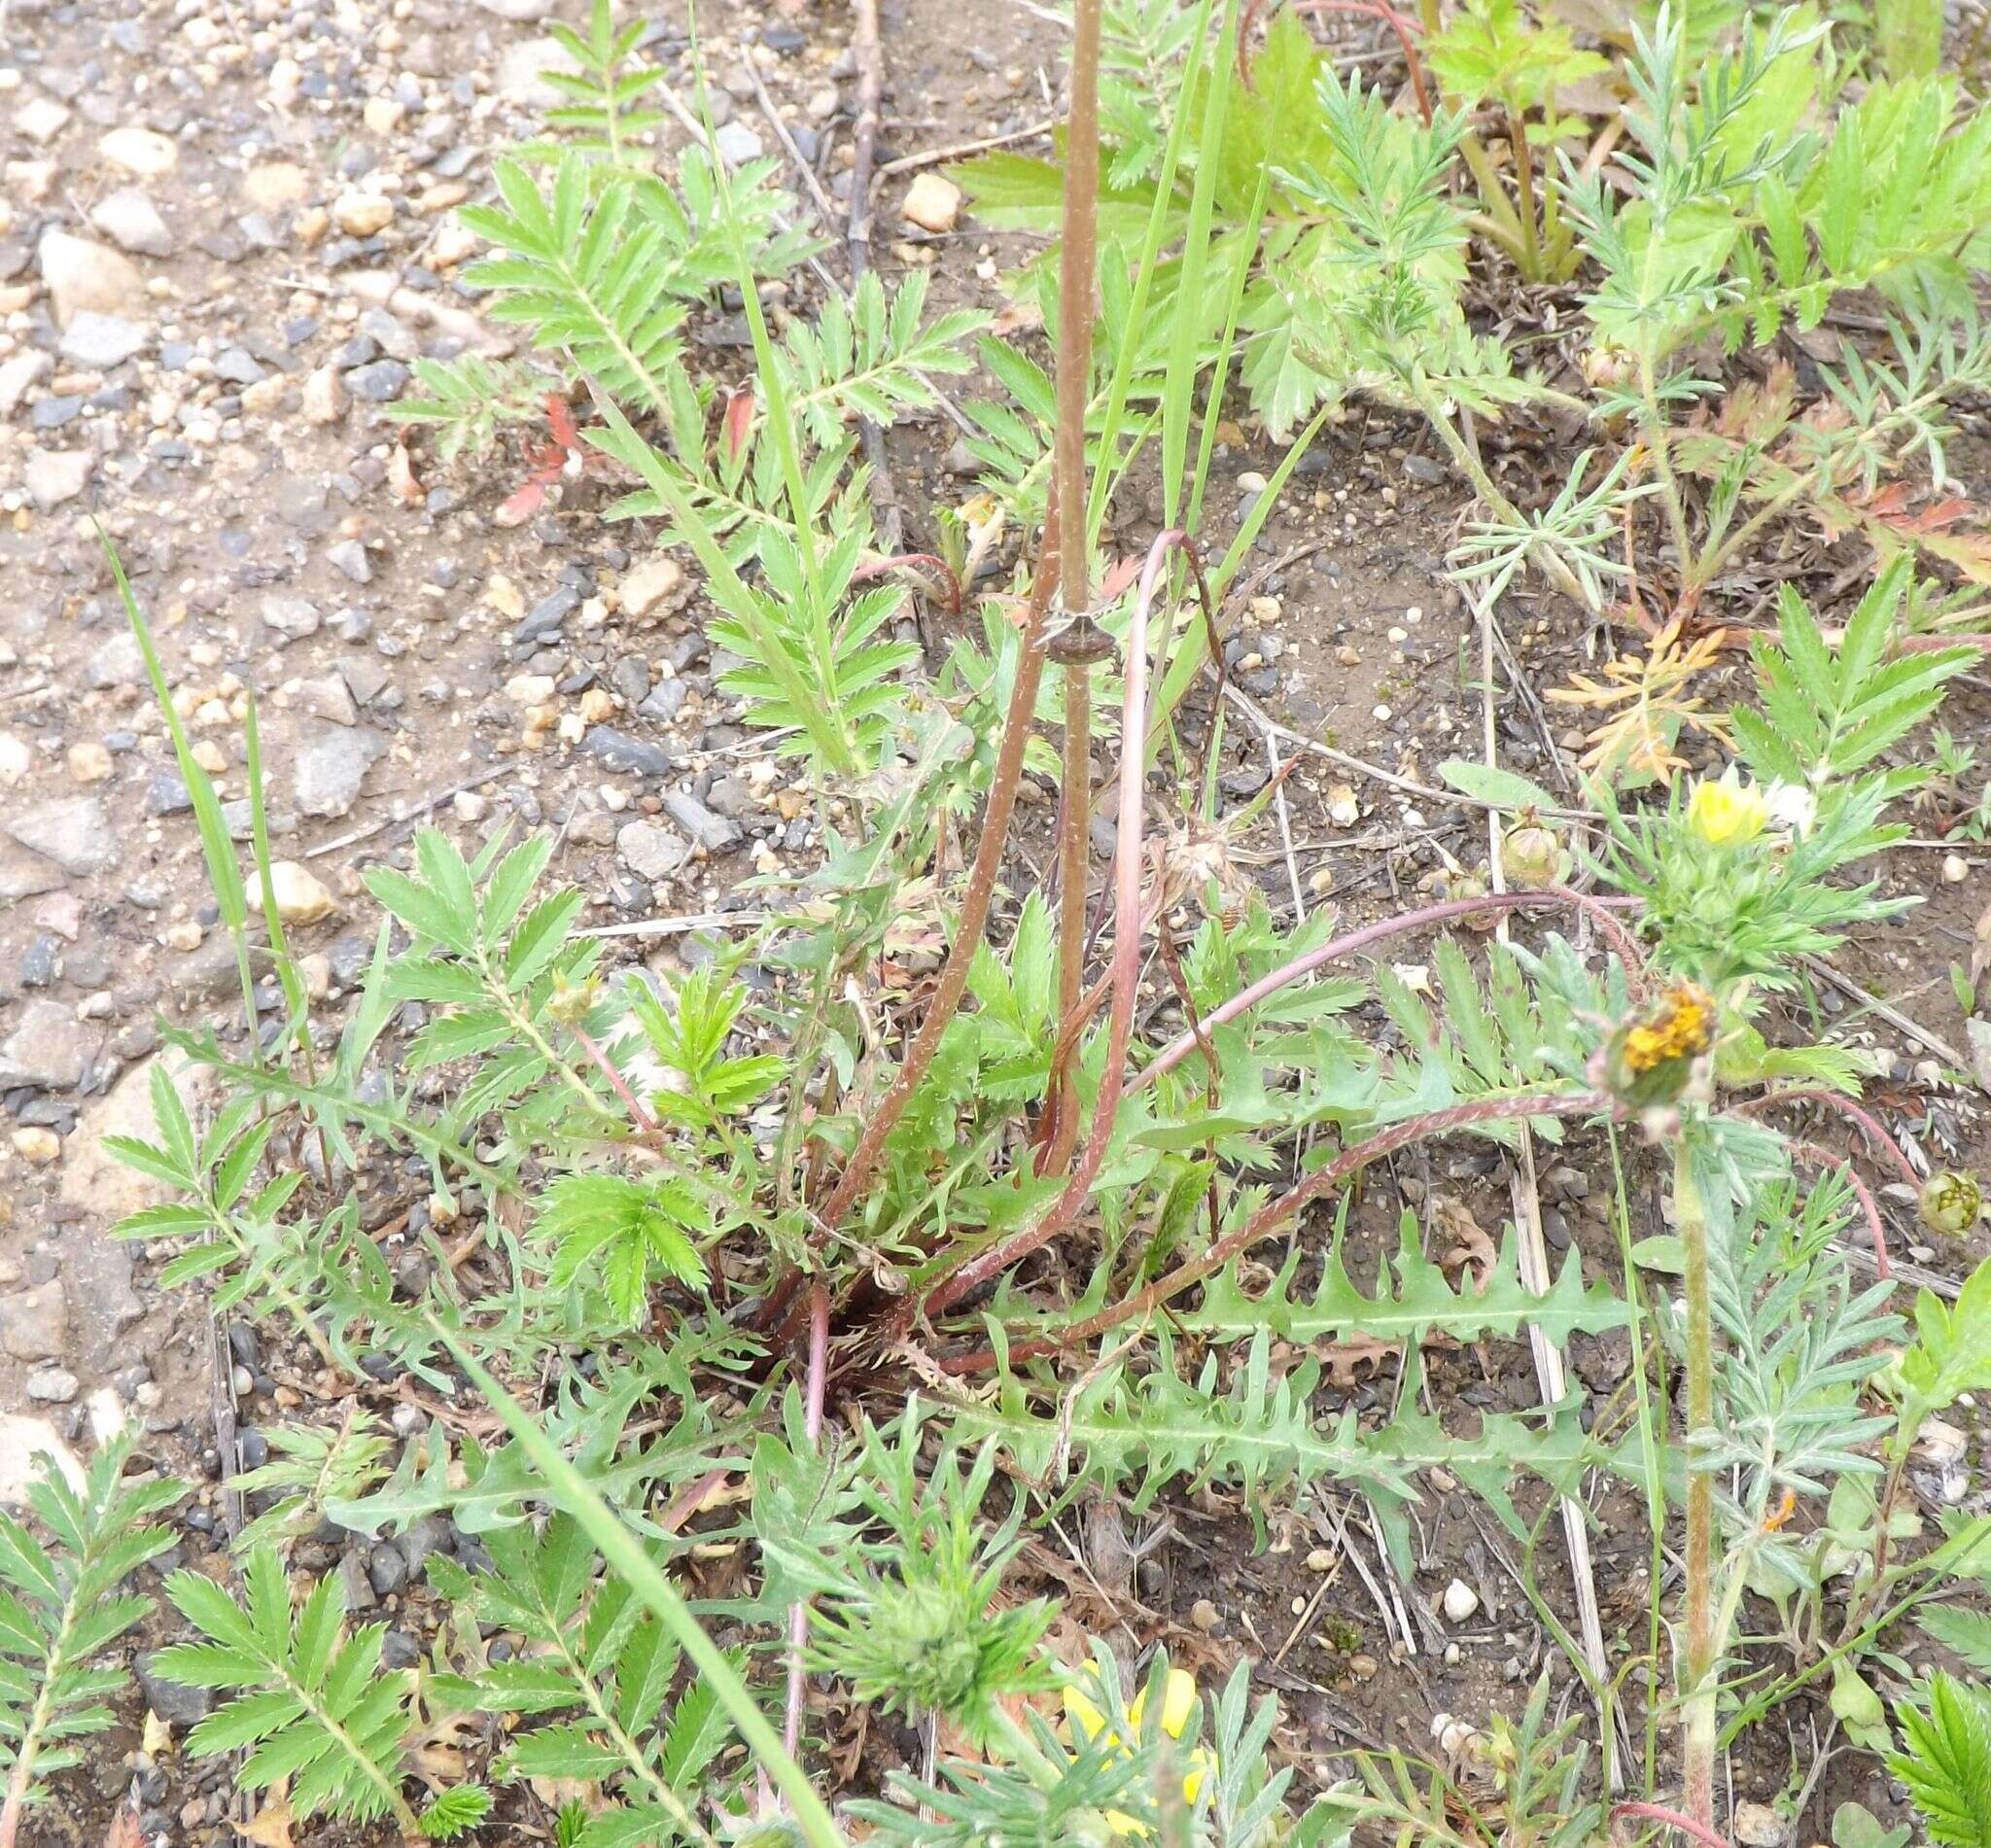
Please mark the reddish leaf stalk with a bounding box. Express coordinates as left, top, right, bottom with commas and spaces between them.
921, 529, 1178, 1324
1611, 1800, 1735, 1848
1733, 1086, 1922, 1195
1135, 889, 1643, 1090
940, 1088, 1610, 1372
1044, 666, 1097, 1174
850, 551, 965, 616
1238, 0, 1432, 124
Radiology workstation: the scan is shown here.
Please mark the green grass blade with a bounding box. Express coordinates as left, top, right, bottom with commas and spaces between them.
1085, 0, 1219, 553
101, 532, 261, 1061
1160, 0, 1240, 529
243, 695, 309, 1049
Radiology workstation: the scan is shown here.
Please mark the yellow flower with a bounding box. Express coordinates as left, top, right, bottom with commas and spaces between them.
1687, 767, 1770, 848
1062, 1668, 1211, 1834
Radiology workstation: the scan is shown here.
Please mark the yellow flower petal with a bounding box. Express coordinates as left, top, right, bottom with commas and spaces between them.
1184, 1747, 1213, 1804
1065, 1685, 1108, 1745
1158, 1669, 1197, 1739
1687, 767, 1768, 848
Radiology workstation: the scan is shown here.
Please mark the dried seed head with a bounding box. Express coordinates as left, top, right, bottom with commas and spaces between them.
1601, 981, 1716, 1110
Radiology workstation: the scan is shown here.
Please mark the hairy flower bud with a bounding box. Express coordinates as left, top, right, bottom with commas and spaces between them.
1921, 1169, 1982, 1237
1498, 808, 1562, 890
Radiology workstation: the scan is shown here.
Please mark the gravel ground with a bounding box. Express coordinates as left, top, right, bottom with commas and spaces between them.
5, 0, 1991, 1840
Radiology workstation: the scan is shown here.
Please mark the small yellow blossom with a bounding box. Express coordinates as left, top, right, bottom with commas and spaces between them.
1063, 1668, 1211, 1834
1687, 767, 1770, 848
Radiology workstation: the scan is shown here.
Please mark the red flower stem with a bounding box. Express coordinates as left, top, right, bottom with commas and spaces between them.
1134, 889, 1642, 1090
784, 497, 1065, 1267
920, 530, 1176, 1325
939, 1089, 1608, 1373
1735, 1087, 1922, 1192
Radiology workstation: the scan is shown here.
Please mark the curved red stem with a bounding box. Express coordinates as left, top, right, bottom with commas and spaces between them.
1135, 889, 1642, 1090
1238, 0, 1432, 124
940, 1088, 1610, 1373
917, 529, 1183, 1325
1612, 1800, 1734, 1848
1735, 1087, 1922, 1193
851, 551, 965, 616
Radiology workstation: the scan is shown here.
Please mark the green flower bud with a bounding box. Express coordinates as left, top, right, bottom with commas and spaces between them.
1920, 1169, 1982, 1237
1498, 808, 1562, 890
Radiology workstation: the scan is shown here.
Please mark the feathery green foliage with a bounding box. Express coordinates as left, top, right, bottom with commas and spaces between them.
0, 1439, 181, 1828
1891, 1674, 1991, 1847
157, 1545, 472, 1837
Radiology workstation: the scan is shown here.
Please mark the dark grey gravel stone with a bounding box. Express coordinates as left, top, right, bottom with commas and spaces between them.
583, 727, 671, 777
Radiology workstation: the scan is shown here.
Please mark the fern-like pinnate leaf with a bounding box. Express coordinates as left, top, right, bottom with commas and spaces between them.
1891, 1673, 1991, 1847
459, 150, 819, 421
229, 1408, 394, 1552
1732, 556, 1974, 789
777, 270, 988, 446
0, 1436, 181, 1829
386, 355, 553, 465
439, 1514, 737, 1844
462, 156, 693, 420
538, 1172, 707, 1325
156, 1546, 429, 1833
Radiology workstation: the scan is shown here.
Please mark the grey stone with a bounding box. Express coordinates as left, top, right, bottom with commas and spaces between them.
297, 675, 357, 726
640, 679, 687, 724
473, 0, 558, 16
344, 360, 408, 401
0, 999, 92, 1088
616, 820, 692, 882
663, 790, 743, 852
367, 1541, 408, 1596
8, 796, 117, 875
515, 584, 576, 643
261, 594, 320, 643
610, 655, 650, 705
23, 1367, 79, 1404
704, 775, 756, 820
23, 448, 94, 512
90, 188, 171, 257
86, 631, 144, 688
138, 1651, 212, 1726
0, 1282, 68, 1362
213, 346, 265, 385
582, 727, 670, 777
0, 844, 63, 904
58, 310, 149, 368
326, 539, 372, 584
294, 723, 386, 818
144, 771, 191, 816
0, 352, 51, 416
715, 121, 765, 167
